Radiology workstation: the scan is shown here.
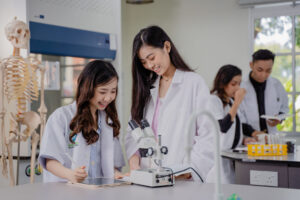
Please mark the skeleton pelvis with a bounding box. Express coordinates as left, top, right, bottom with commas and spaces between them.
21, 111, 41, 137
9, 111, 41, 141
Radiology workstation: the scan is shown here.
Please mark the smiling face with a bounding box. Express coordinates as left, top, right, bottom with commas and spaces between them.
89, 77, 118, 113
138, 42, 171, 76
250, 59, 273, 83
224, 75, 242, 98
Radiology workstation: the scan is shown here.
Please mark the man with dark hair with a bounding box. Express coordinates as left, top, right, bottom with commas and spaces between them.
240, 49, 289, 138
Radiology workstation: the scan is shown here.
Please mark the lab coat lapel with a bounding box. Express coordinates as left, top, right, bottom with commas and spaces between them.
148, 77, 160, 125
164, 70, 183, 101
72, 133, 90, 170
150, 77, 160, 104
245, 78, 260, 130
100, 111, 114, 178
147, 70, 183, 125
265, 78, 277, 115
265, 78, 279, 133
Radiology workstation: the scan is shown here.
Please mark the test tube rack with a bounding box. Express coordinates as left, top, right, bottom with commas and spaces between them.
247, 144, 287, 156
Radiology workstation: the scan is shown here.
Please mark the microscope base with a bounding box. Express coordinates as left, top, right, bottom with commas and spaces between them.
130, 168, 174, 187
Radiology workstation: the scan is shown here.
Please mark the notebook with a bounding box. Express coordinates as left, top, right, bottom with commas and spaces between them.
260, 114, 291, 121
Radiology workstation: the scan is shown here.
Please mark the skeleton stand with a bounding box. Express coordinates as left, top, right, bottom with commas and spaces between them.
38, 66, 47, 141
1, 17, 44, 185
0, 62, 8, 179
30, 64, 47, 183
16, 122, 21, 185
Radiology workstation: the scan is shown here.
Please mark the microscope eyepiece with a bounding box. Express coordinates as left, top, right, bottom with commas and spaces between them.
128, 119, 139, 130
141, 119, 150, 129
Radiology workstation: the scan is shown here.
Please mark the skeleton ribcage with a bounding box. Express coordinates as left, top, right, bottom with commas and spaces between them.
2, 56, 39, 120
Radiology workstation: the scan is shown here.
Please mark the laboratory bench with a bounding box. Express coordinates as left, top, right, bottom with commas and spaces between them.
222, 150, 300, 189
1, 180, 300, 200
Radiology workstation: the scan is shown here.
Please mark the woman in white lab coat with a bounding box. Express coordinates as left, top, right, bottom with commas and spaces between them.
39, 60, 125, 183
125, 25, 214, 181
207, 65, 255, 183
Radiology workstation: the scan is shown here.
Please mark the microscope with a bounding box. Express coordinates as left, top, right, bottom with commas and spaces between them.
128, 119, 174, 187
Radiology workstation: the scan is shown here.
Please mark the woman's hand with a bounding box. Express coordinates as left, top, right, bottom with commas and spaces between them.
67, 166, 88, 183
234, 88, 246, 105
46, 159, 87, 183
251, 130, 266, 140
175, 173, 192, 180
129, 154, 141, 171
243, 137, 257, 145
230, 88, 246, 121
114, 169, 130, 179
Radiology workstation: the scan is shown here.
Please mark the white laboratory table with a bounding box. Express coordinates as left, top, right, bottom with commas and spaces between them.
1, 181, 300, 200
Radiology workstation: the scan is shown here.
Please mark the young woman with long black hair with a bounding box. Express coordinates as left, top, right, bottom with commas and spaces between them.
207, 64, 255, 183
125, 26, 214, 181
39, 60, 124, 183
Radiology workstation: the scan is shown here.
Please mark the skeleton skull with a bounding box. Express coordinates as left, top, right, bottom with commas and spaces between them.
5, 17, 30, 49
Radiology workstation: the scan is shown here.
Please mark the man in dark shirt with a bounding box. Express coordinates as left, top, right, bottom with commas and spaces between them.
240, 49, 289, 138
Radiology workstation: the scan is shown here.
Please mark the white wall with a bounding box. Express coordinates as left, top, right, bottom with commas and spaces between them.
27, 0, 119, 33
121, 0, 251, 137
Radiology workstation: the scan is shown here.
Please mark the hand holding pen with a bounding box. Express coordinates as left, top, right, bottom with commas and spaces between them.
68, 166, 88, 183
65, 152, 88, 183
45, 158, 88, 184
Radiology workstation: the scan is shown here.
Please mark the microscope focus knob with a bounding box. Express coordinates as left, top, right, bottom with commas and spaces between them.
146, 147, 154, 157
160, 146, 168, 155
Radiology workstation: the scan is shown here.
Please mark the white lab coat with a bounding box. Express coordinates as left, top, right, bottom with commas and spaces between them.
39, 102, 125, 182
206, 94, 243, 183
125, 69, 214, 181
240, 76, 289, 134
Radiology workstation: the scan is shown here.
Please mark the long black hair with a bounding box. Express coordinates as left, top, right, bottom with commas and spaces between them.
131, 25, 192, 123
69, 60, 120, 145
211, 64, 242, 107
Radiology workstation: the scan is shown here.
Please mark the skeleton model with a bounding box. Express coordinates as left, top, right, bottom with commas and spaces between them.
0, 17, 47, 185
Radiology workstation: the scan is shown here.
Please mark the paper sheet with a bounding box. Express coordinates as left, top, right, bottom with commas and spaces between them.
260, 114, 291, 121
69, 177, 131, 189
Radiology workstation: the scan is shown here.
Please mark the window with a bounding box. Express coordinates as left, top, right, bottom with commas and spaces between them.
251, 4, 300, 134
30, 55, 92, 118
60, 57, 90, 106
